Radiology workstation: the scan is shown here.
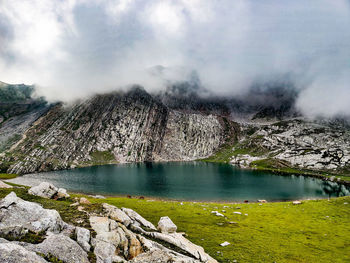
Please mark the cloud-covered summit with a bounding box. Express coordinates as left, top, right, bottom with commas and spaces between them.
0, 0, 350, 117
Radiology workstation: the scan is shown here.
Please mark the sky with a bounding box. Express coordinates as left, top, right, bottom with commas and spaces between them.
0, 0, 350, 117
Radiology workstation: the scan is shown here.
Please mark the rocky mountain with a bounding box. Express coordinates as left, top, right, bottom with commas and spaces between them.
0, 81, 349, 178
1, 86, 236, 174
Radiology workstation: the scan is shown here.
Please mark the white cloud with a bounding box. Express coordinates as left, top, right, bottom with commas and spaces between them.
0, 0, 349, 117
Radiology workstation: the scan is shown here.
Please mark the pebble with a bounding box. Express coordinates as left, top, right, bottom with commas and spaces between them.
233, 212, 242, 215
220, 241, 230, 247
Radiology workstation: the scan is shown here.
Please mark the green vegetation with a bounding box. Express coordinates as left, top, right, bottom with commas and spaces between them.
0, 133, 22, 152
91, 196, 350, 263
0, 173, 18, 179
89, 150, 116, 165
1, 186, 349, 262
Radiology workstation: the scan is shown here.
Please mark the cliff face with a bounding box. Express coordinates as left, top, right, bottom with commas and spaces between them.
5, 88, 231, 174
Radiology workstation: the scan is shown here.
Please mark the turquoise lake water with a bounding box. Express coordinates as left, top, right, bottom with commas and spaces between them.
12, 162, 350, 201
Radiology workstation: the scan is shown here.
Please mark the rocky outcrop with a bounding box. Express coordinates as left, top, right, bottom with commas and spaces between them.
28, 182, 69, 199
5, 88, 229, 174
0, 192, 67, 235
230, 119, 350, 173
0, 240, 49, 263
0, 190, 217, 262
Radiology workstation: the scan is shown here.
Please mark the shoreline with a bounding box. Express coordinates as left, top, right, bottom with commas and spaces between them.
5, 176, 347, 204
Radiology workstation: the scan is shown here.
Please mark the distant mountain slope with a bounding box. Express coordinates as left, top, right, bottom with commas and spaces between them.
0, 82, 50, 153
3, 87, 235, 174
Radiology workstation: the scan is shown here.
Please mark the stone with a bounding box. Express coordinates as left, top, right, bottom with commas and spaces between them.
103, 203, 132, 226
122, 207, 157, 230
130, 249, 200, 263
147, 232, 217, 262
157, 216, 177, 233
28, 182, 58, 199
211, 211, 224, 217
31, 233, 89, 263
0, 180, 12, 189
233, 212, 242, 215
293, 201, 302, 205
0, 242, 48, 263
75, 227, 91, 252
57, 188, 70, 199
258, 200, 267, 203
79, 197, 91, 205
0, 192, 66, 234
220, 241, 230, 247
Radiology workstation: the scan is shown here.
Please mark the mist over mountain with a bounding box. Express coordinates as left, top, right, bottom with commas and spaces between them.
1, 0, 350, 118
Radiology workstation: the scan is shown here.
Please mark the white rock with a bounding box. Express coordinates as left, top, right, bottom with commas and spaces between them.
103, 203, 132, 226
0, 242, 48, 263
0, 192, 66, 234
220, 241, 230, 247
293, 201, 302, 205
0, 180, 12, 189
233, 212, 242, 215
57, 188, 70, 199
157, 216, 177, 233
75, 227, 91, 252
28, 182, 58, 199
122, 208, 157, 230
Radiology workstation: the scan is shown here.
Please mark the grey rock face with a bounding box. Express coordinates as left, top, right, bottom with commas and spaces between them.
0, 242, 48, 263
232, 119, 350, 173
6, 89, 229, 174
0, 192, 66, 235
75, 227, 91, 252
130, 249, 200, 263
30, 233, 90, 263
122, 207, 157, 231
103, 203, 132, 226
157, 216, 177, 233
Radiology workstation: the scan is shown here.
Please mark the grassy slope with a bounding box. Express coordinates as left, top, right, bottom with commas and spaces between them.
91, 196, 350, 263
0, 187, 349, 262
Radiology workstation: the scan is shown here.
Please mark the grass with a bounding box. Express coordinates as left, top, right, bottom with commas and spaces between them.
89, 196, 350, 263
1, 187, 349, 262
0, 173, 18, 179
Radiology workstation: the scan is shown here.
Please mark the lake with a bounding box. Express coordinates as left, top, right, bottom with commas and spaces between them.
9, 162, 350, 202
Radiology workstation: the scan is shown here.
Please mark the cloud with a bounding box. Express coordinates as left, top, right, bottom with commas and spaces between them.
0, 0, 349, 117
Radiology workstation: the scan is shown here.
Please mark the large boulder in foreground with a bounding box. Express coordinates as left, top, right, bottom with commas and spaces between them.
28, 182, 70, 199
0, 192, 67, 235
0, 241, 48, 263
157, 216, 177, 233
24, 233, 90, 263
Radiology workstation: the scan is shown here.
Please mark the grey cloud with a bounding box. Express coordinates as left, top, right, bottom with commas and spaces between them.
0, 0, 349, 118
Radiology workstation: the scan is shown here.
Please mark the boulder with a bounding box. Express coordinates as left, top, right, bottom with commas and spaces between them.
57, 188, 70, 199
157, 216, 177, 233
0, 192, 66, 235
28, 182, 58, 199
293, 201, 302, 205
130, 249, 200, 263
103, 203, 132, 226
90, 216, 143, 260
79, 197, 91, 205
75, 227, 91, 252
147, 232, 217, 262
0, 242, 48, 263
122, 208, 157, 230
0, 180, 13, 189
31, 233, 89, 263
